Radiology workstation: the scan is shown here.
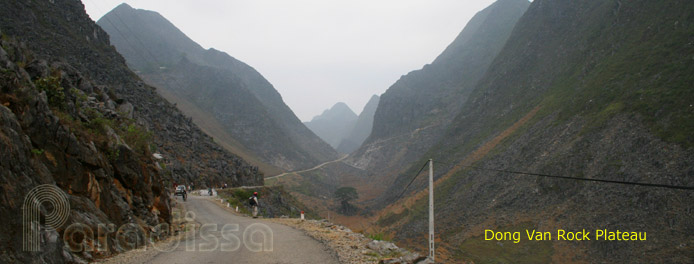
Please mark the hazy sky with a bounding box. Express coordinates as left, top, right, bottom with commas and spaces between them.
82, 0, 496, 121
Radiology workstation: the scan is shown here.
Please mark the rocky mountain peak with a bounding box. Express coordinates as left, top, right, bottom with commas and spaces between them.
311, 102, 357, 122
336, 95, 380, 154
99, 5, 338, 172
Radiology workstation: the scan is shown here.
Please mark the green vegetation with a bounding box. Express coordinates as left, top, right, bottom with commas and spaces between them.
364, 231, 393, 242
368, 233, 385, 241
122, 123, 153, 154
31, 148, 45, 155
35, 76, 65, 109
50, 94, 153, 159
217, 186, 320, 219
220, 192, 251, 215
107, 147, 120, 162
71, 87, 87, 108
335, 186, 358, 215
334, 187, 358, 202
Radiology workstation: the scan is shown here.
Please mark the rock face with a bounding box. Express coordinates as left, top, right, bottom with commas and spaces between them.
0, 0, 263, 189
98, 4, 338, 171
337, 95, 380, 154
0, 0, 262, 262
371, 0, 694, 263
0, 36, 169, 263
347, 0, 530, 178
304, 102, 358, 151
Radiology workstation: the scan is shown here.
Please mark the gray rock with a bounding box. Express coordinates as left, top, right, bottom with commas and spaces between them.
367, 240, 399, 254
118, 102, 134, 119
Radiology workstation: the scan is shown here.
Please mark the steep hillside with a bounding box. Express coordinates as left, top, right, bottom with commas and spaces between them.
304, 102, 358, 150
376, 0, 694, 263
0, 32, 172, 263
98, 4, 338, 171
347, 0, 530, 184
337, 95, 380, 154
0, 0, 263, 188
0, 0, 266, 260
0, 28, 171, 264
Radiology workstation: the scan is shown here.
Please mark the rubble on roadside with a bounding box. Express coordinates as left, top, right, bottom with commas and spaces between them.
271, 219, 429, 264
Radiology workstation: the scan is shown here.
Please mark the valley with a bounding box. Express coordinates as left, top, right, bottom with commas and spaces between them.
0, 0, 692, 263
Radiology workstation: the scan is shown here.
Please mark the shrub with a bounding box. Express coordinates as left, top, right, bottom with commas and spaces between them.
35, 76, 65, 109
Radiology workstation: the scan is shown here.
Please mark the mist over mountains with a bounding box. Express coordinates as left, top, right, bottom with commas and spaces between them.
98, 3, 337, 172
304, 102, 357, 151
337, 95, 380, 153
347, 0, 531, 177
347, 0, 694, 262
303, 96, 380, 154
0, 0, 692, 263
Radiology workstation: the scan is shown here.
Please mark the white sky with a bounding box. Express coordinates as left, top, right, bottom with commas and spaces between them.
82, 0, 496, 121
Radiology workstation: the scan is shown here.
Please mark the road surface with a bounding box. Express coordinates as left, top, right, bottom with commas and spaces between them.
131, 196, 338, 264
266, 155, 349, 180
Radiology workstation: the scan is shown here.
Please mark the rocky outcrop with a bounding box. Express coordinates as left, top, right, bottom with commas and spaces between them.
0, 0, 263, 189
0, 37, 169, 263
0, 0, 263, 262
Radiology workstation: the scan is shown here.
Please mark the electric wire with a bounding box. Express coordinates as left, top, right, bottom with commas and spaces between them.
434, 160, 693, 190
393, 160, 431, 201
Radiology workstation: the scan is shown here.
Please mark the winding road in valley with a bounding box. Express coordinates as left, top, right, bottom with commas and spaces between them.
266, 155, 349, 180
101, 195, 338, 264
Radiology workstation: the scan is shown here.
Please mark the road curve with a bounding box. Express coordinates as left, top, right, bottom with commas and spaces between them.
266, 155, 349, 180
141, 196, 338, 264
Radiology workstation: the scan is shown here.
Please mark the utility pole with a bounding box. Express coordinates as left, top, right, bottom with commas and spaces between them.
428, 159, 435, 262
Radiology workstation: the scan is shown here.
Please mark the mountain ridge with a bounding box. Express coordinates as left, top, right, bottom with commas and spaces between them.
371, 0, 694, 262
0, 0, 262, 262
346, 0, 531, 186
337, 95, 380, 153
304, 102, 358, 150
98, 4, 338, 171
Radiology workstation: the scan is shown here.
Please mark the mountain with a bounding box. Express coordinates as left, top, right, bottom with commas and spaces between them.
346, 0, 530, 186
373, 0, 694, 263
304, 102, 358, 150
98, 3, 338, 172
0, 0, 262, 262
337, 95, 380, 153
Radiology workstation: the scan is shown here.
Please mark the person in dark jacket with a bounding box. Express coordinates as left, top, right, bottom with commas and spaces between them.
249, 192, 260, 218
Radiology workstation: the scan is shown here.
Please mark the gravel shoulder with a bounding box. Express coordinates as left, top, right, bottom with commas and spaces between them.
270, 218, 427, 264
94, 195, 338, 264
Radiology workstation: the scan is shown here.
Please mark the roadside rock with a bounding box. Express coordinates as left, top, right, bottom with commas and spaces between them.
272, 219, 425, 264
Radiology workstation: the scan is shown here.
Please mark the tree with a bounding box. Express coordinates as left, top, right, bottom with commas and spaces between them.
334, 187, 358, 202
334, 187, 358, 215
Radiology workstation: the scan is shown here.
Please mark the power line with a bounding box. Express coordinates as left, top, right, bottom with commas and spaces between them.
435, 160, 694, 191
393, 160, 430, 201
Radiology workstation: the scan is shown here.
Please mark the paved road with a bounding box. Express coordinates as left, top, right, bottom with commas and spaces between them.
266, 155, 349, 179
143, 196, 338, 264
